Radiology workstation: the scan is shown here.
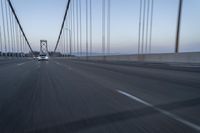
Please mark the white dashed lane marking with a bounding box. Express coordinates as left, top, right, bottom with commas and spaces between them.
117, 90, 200, 132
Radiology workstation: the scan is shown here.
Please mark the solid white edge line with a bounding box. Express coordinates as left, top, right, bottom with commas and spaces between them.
117, 90, 200, 132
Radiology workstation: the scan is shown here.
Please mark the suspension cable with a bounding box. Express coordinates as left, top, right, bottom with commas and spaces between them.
7, 0, 33, 55
54, 0, 71, 52
15, 20, 19, 57
12, 13, 16, 55
107, 0, 111, 55
72, 0, 76, 54
0, 26, 3, 55
63, 27, 66, 56
145, 0, 150, 53
65, 20, 69, 55
89, 0, 92, 56
9, 6, 14, 55
1, 0, 7, 56
86, 0, 88, 57
138, 0, 143, 54
76, 0, 79, 56
141, 0, 146, 54
5, 0, 11, 56
102, 0, 106, 56
79, 0, 82, 56
149, 0, 154, 53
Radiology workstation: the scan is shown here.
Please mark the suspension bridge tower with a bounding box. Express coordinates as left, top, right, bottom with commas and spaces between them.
40, 40, 49, 56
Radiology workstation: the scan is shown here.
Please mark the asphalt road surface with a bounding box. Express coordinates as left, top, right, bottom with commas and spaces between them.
0, 58, 200, 133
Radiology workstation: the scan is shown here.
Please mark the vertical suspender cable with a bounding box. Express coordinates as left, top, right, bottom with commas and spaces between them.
69, 7, 72, 55
66, 20, 69, 55
22, 35, 25, 56
60, 32, 62, 55
149, 0, 154, 53
65, 27, 67, 56
138, 0, 142, 54
63, 28, 66, 56
141, 0, 146, 54
15, 20, 19, 57
62, 32, 64, 55
62, 27, 64, 55
102, 0, 106, 56
23, 38, 25, 55
89, 0, 92, 56
23, 37, 25, 56
11, 14, 16, 55
145, 0, 150, 53
0, 1, 2, 55
86, 0, 88, 58
9, 7, 14, 55
19, 31, 22, 57
70, 4, 73, 54
1, 0, 7, 56
107, 0, 111, 55
5, 0, 10, 56
20, 33, 23, 56
79, 0, 82, 56
76, 0, 79, 56
0, 6, 2, 55
72, 0, 76, 53
0, 26, 3, 55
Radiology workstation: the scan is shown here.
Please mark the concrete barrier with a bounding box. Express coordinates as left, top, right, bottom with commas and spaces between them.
75, 52, 200, 63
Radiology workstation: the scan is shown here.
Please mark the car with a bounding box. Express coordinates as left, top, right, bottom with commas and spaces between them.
38, 54, 49, 61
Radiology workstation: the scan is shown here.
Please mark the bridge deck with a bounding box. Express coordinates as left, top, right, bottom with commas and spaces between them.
0, 59, 200, 133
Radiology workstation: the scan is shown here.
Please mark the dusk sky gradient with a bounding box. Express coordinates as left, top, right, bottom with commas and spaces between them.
9, 0, 200, 54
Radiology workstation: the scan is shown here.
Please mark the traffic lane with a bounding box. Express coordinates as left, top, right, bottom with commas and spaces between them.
0, 60, 197, 133
26, 60, 199, 133
55, 59, 200, 103
25, 60, 152, 132
0, 60, 38, 109
0, 58, 33, 67
54, 59, 200, 126
0, 60, 147, 132
68, 59, 200, 88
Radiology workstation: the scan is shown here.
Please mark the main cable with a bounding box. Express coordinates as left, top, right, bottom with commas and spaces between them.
54, 0, 71, 52
7, 0, 33, 54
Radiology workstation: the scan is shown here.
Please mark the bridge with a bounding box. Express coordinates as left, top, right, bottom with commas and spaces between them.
0, 0, 200, 133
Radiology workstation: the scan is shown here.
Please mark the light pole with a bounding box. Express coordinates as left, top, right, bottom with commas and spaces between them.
65, 28, 72, 56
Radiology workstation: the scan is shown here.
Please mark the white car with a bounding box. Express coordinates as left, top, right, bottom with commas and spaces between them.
38, 55, 49, 61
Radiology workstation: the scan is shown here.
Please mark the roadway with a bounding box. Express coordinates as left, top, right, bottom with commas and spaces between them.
0, 58, 200, 133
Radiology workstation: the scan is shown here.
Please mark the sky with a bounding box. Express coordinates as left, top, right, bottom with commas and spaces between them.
6, 0, 200, 54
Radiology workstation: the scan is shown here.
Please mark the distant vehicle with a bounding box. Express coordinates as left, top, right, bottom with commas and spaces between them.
38, 54, 49, 61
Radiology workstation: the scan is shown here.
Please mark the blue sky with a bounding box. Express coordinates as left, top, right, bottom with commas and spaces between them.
9, 0, 200, 53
